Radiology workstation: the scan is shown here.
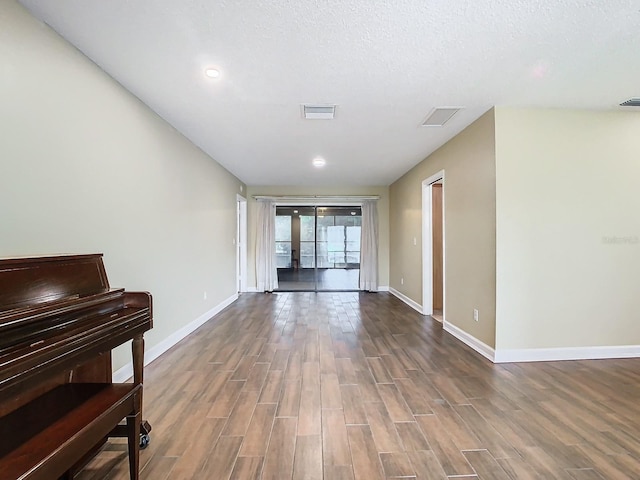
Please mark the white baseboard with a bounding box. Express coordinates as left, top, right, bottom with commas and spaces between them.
440, 322, 640, 364
389, 287, 423, 314
377, 285, 389, 292
443, 321, 496, 362
245, 286, 260, 293
493, 345, 640, 363
113, 293, 239, 382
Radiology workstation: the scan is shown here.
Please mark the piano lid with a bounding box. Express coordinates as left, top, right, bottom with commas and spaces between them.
0, 254, 110, 312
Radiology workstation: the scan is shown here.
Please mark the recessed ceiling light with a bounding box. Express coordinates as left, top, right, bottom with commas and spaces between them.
205, 68, 220, 79
293, 210, 299, 214
351, 211, 356, 215
312, 157, 326, 168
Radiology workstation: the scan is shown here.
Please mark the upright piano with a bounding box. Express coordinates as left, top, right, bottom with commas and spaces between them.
0, 254, 152, 480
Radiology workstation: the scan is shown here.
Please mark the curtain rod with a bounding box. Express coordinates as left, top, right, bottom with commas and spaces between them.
252, 195, 380, 200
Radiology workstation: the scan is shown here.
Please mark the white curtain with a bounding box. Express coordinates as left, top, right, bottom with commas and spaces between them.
359, 199, 379, 291
256, 199, 279, 292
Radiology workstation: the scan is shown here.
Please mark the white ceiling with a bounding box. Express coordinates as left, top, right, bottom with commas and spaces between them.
19, 0, 640, 186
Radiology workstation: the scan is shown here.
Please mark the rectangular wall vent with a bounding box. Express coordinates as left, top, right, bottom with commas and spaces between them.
421, 107, 462, 127
620, 98, 640, 107
302, 104, 336, 120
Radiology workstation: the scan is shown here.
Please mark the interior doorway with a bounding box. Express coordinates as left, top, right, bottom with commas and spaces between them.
422, 171, 445, 321
275, 205, 362, 291
431, 182, 443, 321
236, 194, 247, 293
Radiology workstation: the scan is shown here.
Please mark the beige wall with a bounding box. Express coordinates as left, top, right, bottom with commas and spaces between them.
245, 185, 390, 289
389, 110, 497, 348
0, 1, 245, 371
495, 108, 640, 349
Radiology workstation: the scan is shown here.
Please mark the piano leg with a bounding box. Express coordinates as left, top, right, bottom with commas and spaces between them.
132, 334, 152, 448
132, 334, 144, 389
127, 391, 141, 480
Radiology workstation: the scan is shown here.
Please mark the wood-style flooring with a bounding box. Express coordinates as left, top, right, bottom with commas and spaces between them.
277, 268, 360, 291
78, 292, 640, 479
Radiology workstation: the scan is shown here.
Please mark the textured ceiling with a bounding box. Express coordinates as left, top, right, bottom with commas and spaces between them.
19, 0, 640, 186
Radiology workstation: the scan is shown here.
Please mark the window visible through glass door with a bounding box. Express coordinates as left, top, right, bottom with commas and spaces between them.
275, 215, 291, 268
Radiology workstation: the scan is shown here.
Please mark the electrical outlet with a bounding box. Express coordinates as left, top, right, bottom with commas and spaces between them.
413, 237, 417, 246
204, 291, 207, 300
473, 309, 479, 322
401, 277, 404, 285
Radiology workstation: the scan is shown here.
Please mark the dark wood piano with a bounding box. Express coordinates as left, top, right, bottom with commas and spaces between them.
0, 254, 152, 480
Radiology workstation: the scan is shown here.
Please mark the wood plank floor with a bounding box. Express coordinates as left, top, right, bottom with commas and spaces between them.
78, 292, 640, 479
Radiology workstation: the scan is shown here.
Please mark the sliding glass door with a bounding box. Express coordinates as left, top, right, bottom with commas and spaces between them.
275, 206, 316, 290
276, 206, 361, 291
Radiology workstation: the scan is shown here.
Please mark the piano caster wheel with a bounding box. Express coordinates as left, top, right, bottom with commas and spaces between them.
139, 433, 150, 449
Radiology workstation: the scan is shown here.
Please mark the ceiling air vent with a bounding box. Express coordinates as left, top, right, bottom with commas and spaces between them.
302, 104, 336, 120
421, 107, 462, 127
620, 98, 640, 107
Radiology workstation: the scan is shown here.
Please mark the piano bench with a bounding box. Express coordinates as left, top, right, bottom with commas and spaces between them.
0, 383, 141, 480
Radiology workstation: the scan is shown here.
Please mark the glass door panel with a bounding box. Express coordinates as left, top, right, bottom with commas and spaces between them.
276, 206, 316, 290
315, 206, 361, 291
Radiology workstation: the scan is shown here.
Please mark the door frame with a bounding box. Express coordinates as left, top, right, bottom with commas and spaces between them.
421, 170, 445, 319
236, 194, 247, 293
